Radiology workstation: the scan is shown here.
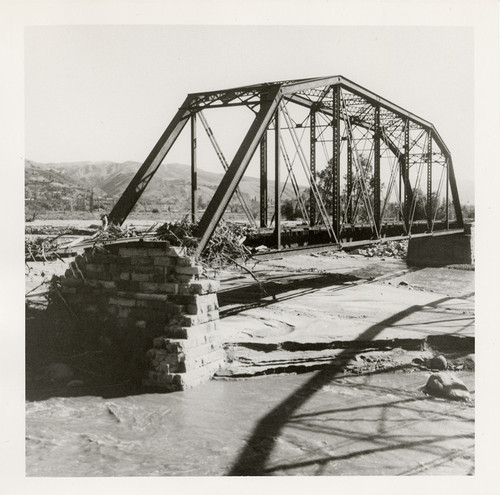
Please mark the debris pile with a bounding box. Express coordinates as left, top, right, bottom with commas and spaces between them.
156, 219, 199, 248
25, 236, 65, 262
80, 219, 256, 269
156, 220, 254, 268
91, 222, 147, 242
350, 240, 408, 259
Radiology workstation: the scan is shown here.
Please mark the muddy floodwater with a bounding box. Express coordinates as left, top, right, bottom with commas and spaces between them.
26, 370, 474, 476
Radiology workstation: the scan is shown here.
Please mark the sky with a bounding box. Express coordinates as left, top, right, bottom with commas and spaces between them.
25, 25, 474, 187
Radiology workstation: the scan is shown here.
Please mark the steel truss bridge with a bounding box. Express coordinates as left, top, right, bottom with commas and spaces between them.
108, 76, 464, 256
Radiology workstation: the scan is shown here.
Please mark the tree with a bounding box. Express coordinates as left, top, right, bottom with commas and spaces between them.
409, 188, 427, 221
280, 199, 296, 220
315, 154, 379, 223
383, 201, 401, 221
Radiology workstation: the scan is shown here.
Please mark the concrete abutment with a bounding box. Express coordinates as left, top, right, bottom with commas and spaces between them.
407, 225, 474, 267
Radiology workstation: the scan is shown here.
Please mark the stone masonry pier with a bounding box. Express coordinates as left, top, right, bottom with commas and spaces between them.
58, 240, 224, 391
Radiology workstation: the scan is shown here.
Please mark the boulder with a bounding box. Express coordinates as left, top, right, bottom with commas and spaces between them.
428, 355, 447, 370
424, 372, 471, 401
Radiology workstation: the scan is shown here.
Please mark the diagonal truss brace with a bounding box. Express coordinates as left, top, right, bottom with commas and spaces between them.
108, 95, 196, 225
195, 87, 282, 254
198, 111, 257, 228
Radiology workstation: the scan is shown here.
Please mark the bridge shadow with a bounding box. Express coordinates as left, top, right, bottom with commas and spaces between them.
218, 268, 415, 318
227, 294, 473, 476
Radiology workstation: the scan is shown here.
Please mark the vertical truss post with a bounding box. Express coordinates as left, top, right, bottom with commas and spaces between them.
398, 161, 404, 222
403, 119, 411, 230
260, 132, 268, 227
332, 85, 341, 238
309, 109, 316, 226
190, 112, 197, 223
346, 139, 353, 224
445, 158, 449, 229
426, 130, 432, 231
398, 165, 402, 221
373, 105, 381, 233
275, 110, 281, 249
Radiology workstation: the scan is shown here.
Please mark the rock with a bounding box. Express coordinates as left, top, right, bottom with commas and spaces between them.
465, 353, 475, 365
46, 362, 74, 383
412, 357, 426, 366
398, 280, 409, 286
428, 355, 447, 370
450, 353, 475, 371
254, 245, 269, 253
424, 372, 471, 401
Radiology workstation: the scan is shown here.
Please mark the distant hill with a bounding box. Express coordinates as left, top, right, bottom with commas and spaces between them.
25, 159, 301, 216
25, 159, 474, 219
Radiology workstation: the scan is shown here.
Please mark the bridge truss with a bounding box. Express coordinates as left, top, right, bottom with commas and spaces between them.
108, 76, 464, 255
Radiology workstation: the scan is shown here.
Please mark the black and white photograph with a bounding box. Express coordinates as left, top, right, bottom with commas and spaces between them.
2, 0, 499, 488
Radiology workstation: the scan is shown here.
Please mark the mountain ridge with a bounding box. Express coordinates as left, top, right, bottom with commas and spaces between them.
25, 159, 474, 216
25, 159, 300, 215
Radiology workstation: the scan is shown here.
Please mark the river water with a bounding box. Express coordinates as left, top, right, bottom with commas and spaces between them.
26, 370, 474, 476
